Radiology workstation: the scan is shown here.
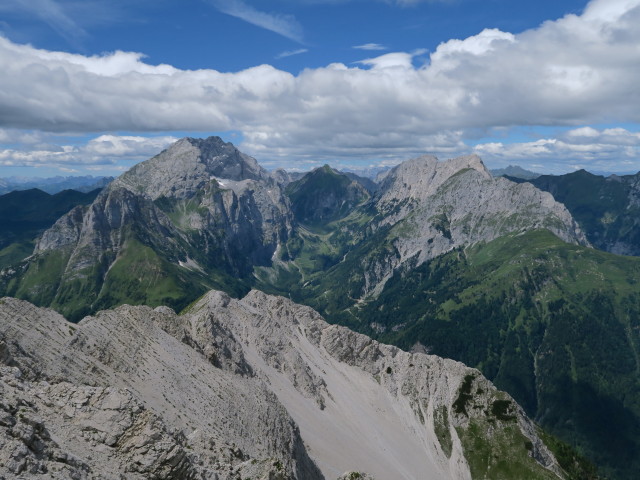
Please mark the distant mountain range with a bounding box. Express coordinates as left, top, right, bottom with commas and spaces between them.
490, 165, 541, 180
3, 136, 639, 478
0, 175, 113, 195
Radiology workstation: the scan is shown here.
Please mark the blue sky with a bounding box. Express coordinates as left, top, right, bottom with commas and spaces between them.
1, 0, 639, 176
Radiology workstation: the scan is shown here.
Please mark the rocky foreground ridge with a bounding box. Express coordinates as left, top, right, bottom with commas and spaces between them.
0, 291, 564, 479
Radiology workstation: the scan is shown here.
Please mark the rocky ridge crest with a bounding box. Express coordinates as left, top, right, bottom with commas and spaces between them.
355, 154, 589, 297
0, 292, 564, 479
111, 136, 268, 200
6, 137, 295, 320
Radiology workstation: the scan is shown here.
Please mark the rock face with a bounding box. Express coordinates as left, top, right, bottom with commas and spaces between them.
112, 137, 268, 198
38, 136, 291, 266
0, 295, 321, 480
0, 368, 194, 479
285, 165, 370, 225
3, 137, 294, 320
0, 292, 564, 480
355, 154, 588, 296
37, 187, 182, 272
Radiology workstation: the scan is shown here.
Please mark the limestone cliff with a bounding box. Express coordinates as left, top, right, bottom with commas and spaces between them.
356, 154, 589, 296
5, 137, 294, 320
0, 292, 565, 479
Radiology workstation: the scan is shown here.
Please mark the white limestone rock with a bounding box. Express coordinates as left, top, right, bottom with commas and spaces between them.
355, 154, 589, 297
0, 291, 564, 480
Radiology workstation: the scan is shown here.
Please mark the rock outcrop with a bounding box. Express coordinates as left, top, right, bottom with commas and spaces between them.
355, 154, 589, 296
3, 137, 294, 320
0, 296, 321, 479
0, 292, 564, 479
286, 165, 370, 225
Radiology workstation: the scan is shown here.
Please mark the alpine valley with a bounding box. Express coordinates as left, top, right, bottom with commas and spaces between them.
1, 136, 638, 479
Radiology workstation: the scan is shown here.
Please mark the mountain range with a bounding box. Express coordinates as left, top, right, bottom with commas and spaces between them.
0, 175, 113, 196
1, 136, 638, 478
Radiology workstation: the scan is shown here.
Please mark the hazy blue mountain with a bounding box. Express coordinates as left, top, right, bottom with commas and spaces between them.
491, 165, 541, 180
0, 175, 113, 195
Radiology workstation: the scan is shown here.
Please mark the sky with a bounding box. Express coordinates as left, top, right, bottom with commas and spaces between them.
0, 0, 639, 177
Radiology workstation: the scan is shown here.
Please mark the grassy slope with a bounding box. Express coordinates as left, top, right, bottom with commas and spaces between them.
8, 234, 248, 322
344, 230, 640, 480
262, 221, 637, 479
2, 191, 251, 322
446, 373, 565, 480
521, 170, 640, 254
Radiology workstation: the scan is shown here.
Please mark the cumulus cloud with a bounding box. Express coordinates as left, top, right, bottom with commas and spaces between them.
0, 135, 177, 170
0, 0, 639, 170
474, 127, 640, 173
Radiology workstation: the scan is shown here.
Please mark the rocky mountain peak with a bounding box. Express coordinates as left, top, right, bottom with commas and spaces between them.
183, 136, 265, 181
377, 154, 492, 206
350, 153, 589, 298
111, 136, 268, 200
285, 164, 370, 225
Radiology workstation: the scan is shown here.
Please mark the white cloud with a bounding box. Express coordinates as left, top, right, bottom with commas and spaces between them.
209, 0, 304, 43
474, 127, 640, 173
276, 48, 308, 59
0, 128, 47, 145
0, 135, 177, 169
353, 43, 387, 51
0, 0, 639, 172
357, 51, 416, 69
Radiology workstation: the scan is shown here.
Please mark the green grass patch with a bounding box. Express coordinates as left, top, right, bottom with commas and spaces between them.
457, 419, 559, 480
433, 406, 453, 458
0, 241, 34, 269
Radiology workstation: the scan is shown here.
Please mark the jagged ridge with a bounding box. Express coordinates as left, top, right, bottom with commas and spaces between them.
0, 291, 565, 480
